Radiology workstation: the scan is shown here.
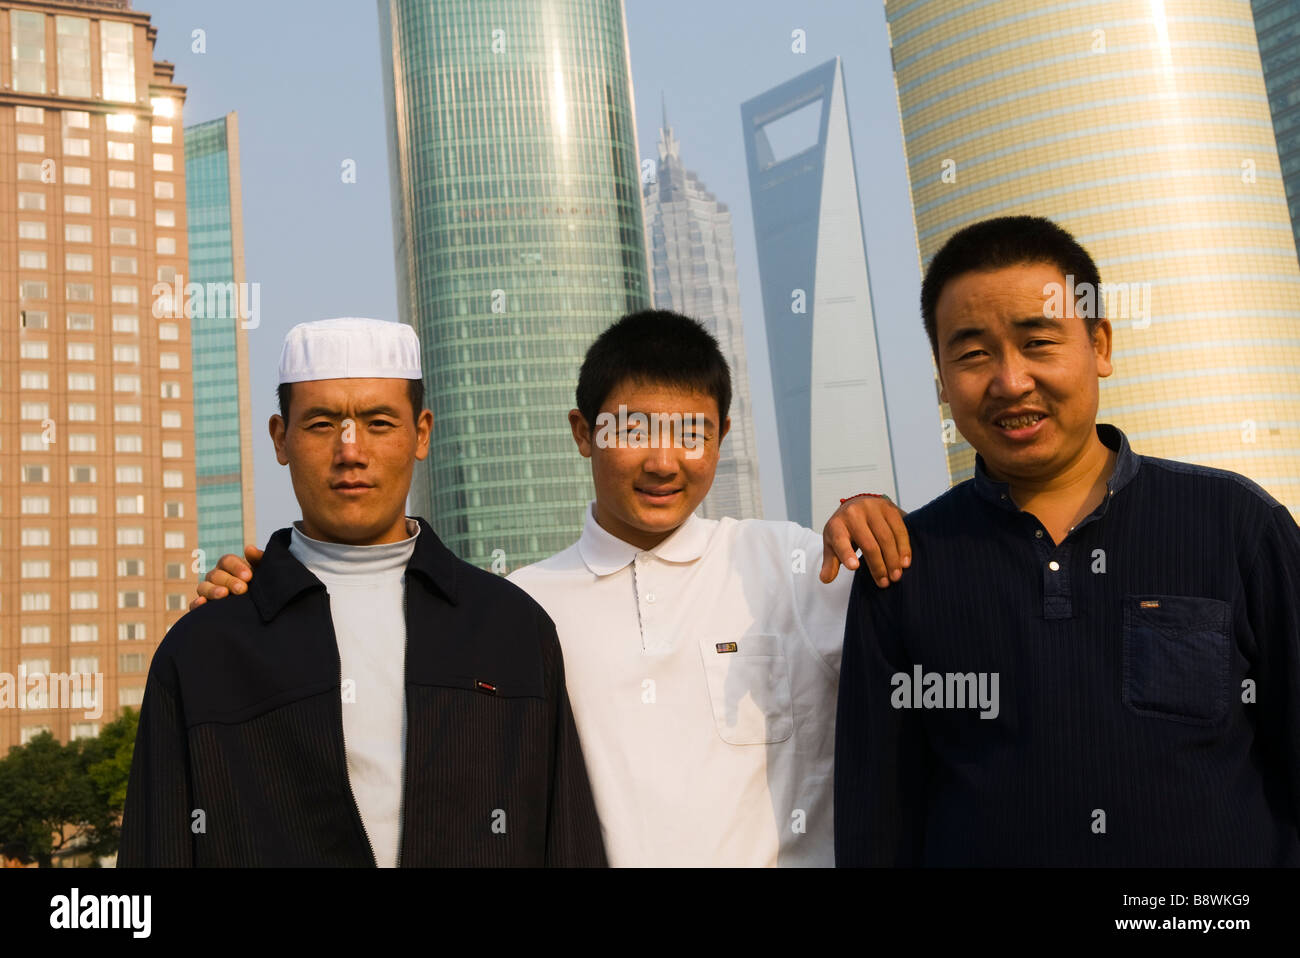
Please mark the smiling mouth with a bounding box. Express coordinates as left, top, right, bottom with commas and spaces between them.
636, 487, 682, 499
994, 413, 1047, 430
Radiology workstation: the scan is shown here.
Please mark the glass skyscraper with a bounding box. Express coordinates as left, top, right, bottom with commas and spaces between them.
1252, 0, 1300, 269
643, 102, 763, 520
887, 0, 1300, 516
741, 57, 898, 529
378, 0, 650, 569
184, 112, 256, 568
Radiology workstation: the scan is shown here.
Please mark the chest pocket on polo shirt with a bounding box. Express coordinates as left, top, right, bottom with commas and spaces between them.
697, 633, 794, 746
1122, 594, 1231, 726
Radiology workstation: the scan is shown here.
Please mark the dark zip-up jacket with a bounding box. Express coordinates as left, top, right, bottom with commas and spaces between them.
119, 517, 606, 867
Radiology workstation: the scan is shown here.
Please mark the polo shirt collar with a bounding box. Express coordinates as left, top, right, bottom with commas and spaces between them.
250, 515, 460, 621
577, 501, 711, 576
972, 422, 1140, 513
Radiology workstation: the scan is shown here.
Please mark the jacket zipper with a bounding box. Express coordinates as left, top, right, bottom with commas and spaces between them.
328, 591, 377, 867
396, 584, 409, 868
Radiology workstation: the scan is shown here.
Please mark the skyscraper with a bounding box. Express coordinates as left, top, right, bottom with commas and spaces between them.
643, 100, 762, 520
2, 0, 197, 749
741, 57, 897, 529
1252, 0, 1300, 268
887, 0, 1300, 515
378, 0, 651, 570
184, 112, 256, 570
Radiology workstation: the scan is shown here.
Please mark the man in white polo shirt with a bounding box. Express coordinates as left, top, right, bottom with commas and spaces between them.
191, 310, 910, 866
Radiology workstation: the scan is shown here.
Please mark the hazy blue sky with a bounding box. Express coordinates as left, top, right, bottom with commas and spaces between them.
145, 0, 950, 544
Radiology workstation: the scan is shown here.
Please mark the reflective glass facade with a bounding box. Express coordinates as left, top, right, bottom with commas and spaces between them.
379, 0, 650, 569
887, 0, 1300, 516
184, 114, 256, 567
1253, 0, 1300, 268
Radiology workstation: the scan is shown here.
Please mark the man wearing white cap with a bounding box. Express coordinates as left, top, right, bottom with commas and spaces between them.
119, 318, 605, 867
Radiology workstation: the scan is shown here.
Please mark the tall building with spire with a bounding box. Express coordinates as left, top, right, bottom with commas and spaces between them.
378, 0, 651, 569
1252, 0, 1300, 269
642, 98, 762, 520
184, 111, 256, 570
741, 57, 898, 529
1, 0, 197, 749
886, 0, 1300, 515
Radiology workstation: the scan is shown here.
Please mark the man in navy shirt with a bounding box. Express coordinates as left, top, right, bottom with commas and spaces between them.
835, 215, 1300, 866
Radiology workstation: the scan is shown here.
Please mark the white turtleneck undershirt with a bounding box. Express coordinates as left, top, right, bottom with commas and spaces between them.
288, 517, 418, 868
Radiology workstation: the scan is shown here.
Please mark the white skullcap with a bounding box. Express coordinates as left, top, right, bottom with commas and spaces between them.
278, 317, 422, 384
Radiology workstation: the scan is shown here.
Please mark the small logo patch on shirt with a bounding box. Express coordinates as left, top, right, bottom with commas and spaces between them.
474, 680, 497, 695
1139, 600, 1160, 609
715, 642, 738, 654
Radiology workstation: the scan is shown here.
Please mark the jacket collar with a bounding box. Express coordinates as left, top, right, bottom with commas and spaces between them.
576, 501, 712, 576
250, 515, 460, 622
972, 422, 1140, 513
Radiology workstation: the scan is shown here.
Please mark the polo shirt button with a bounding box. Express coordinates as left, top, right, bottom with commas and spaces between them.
646, 593, 656, 603
1048, 560, 1060, 571
1035, 530, 1043, 538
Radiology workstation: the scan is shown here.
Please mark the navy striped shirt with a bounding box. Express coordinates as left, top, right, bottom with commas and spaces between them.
834, 423, 1300, 866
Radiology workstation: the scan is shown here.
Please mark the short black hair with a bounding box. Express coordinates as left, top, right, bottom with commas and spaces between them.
920, 215, 1103, 360
576, 310, 732, 428
277, 379, 424, 420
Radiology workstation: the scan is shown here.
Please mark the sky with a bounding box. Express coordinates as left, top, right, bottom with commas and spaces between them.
144, 0, 951, 545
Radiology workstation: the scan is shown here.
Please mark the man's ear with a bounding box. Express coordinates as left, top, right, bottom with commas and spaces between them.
269, 414, 289, 466
719, 416, 731, 446
568, 408, 594, 458
1092, 319, 1113, 378
937, 366, 949, 405
414, 409, 434, 461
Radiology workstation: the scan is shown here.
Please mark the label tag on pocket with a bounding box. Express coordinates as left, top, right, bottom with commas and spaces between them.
715, 642, 738, 654
474, 680, 497, 695
1139, 600, 1160, 609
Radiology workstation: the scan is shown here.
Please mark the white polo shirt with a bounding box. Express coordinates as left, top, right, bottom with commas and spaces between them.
508, 503, 851, 866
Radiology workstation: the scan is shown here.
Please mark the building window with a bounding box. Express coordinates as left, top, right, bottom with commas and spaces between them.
15, 106, 44, 124
160, 353, 180, 370
151, 124, 173, 144
155, 180, 175, 200
64, 166, 91, 185
112, 285, 139, 305
166, 594, 186, 611
69, 434, 96, 452
161, 381, 181, 399
67, 342, 95, 361
111, 227, 138, 245
113, 344, 140, 363
22, 465, 49, 483
112, 315, 140, 334
161, 441, 183, 459
21, 497, 51, 515
114, 404, 141, 423
66, 253, 93, 272
112, 256, 137, 274
21, 529, 51, 548
109, 170, 135, 189
68, 465, 95, 483
18, 221, 46, 240
63, 137, 90, 157
66, 283, 94, 303
115, 435, 143, 454
11, 11, 48, 94
66, 224, 92, 243
68, 495, 97, 515
162, 470, 183, 488
165, 562, 186, 580
119, 687, 145, 707
17, 133, 45, 153
21, 626, 52, 646
153, 152, 174, 172
70, 724, 99, 741
21, 727, 52, 745
109, 198, 136, 218
164, 501, 184, 518
164, 531, 185, 549
21, 434, 47, 451
156, 209, 177, 228
64, 110, 90, 128
159, 323, 179, 341
20, 372, 49, 390
65, 197, 92, 218
114, 374, 141, 393
156, 236, 177, 255
16, 162, 44, 181
70, 624, 99, 644
116, 527, 144, 546
21, 592, 51, 611
160, 413, 181, 432
119, 653, 147, 672
118, 623, 146, 641
100, 20, 135, 103
118, 592, 145, 611
56, 15, 92, 96
67, 402, 97, 422
21, 402, 50, 420
116, 494, 144, 514
118, 558, 144, 577
19, 251, 48, 270
18, 192, 46, 211
21, 309, 49, 328
116, 465, 144, 483
67, 373, 95, 391
106, 141, 134, 161
21, 282, 49, 301
69, 591, 99, 610
67, 312, 94, 331
21, 560, 51, 579
69, 559, 98, 578
69, 527, 97, 545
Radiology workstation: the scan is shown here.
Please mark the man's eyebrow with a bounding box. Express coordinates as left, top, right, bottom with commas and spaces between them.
298, 405, 404, 420
945, 315, 1067, 349
299, 406, 341, 420
357, 405, 403, 418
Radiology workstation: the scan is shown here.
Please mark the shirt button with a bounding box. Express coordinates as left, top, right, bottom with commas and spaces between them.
1035, 530, 1043, 538
645, 593, 656, 603
1048, 560, 1060, 571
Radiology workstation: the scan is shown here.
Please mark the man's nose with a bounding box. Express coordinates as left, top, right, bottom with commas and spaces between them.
988, 351, 1034, 397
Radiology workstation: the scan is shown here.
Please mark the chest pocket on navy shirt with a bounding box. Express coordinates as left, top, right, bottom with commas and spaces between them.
1122, 594, 1231, 726
698, 633, 794, 746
